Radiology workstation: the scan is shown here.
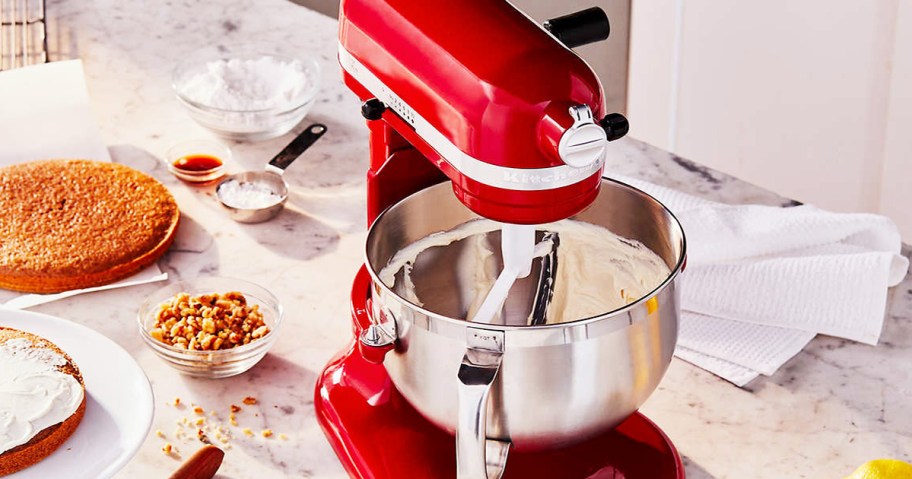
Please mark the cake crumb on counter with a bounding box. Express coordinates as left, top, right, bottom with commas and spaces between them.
155, 395, 294, 456
162, 443, 179, 457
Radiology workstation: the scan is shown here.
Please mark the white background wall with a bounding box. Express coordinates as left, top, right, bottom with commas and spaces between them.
295, 0, 632, 113
628, 0, 912, 240
511, 0, 630, 115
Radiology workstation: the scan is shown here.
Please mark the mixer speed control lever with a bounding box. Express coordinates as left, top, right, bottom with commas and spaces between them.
361, 98, 386, 121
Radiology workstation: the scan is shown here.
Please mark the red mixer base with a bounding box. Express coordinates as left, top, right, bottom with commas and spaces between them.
315, 343, 685, 479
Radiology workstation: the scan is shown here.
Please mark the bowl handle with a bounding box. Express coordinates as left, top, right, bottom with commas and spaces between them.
352, 266, 395, 364
457, 328, 509, 479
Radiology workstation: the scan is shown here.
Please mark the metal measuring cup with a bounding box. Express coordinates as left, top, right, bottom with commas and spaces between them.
216, 123, 327, 223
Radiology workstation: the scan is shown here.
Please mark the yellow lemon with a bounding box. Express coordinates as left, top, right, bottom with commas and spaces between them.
844, 459, 912, 479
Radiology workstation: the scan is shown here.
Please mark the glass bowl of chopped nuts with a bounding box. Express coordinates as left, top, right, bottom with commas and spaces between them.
137, 277, 283, 378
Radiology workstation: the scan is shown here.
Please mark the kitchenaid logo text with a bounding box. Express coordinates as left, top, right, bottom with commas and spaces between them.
501, 163, 601, 185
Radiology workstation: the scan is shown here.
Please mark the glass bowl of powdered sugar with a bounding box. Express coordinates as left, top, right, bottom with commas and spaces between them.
172, 49, 321, 141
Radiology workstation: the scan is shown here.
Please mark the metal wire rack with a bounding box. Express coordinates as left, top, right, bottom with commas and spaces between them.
0, 0, 47, 70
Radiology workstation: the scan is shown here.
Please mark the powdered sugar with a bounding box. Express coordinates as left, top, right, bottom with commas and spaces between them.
177, 56, 311, 111
217, 180, 283, 209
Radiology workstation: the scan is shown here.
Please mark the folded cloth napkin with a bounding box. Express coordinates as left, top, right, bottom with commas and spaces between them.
612, 175, 910, 386
0, 60, 167, 309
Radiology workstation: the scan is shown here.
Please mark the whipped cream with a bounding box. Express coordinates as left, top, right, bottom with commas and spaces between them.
0, 338, 84, 454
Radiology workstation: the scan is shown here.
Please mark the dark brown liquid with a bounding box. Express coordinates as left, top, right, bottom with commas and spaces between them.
173, 154, 223, 172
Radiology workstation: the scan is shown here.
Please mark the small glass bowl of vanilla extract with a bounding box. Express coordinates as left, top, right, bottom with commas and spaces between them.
166, 139, 231, 183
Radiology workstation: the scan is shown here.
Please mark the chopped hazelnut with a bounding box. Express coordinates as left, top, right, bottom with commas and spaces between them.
230, 404, 241, 413
262, 429, 273, 438
243, 396, 257, 405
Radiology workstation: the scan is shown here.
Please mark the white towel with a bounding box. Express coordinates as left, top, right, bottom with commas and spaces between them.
612, 175, 910, 386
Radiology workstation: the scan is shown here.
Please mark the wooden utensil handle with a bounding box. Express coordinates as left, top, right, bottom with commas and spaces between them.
168, 445, 224, 479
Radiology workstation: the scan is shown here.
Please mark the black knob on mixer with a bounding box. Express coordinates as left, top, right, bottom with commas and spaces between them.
361, 98, 386, 121
600, 113, 629, 141
544, 7, 610, 48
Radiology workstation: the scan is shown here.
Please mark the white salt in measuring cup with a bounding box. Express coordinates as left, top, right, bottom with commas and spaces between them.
216, 123, 326, 223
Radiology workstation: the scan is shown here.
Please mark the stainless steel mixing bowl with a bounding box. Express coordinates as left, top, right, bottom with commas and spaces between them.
363, 178, 686, 478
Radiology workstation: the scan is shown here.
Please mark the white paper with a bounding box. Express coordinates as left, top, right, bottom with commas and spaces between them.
0, 60, 166, 307
2, 268, 169, 310
0, 60, 110, 164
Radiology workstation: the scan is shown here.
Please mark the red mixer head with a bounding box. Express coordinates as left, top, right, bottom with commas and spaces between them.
339, 0, 628, 224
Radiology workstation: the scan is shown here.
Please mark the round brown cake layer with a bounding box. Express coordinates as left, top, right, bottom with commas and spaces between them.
0, 159, 180, 293
0, 328, 86, 477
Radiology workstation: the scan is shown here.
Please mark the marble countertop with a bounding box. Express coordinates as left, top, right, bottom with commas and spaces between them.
17, 0, 912, 477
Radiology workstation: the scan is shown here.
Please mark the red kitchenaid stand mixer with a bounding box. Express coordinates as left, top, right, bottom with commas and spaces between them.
315, 1, 685, 477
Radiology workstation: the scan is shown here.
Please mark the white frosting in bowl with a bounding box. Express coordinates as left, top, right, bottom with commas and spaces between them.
0, 337, 84, 454
378, 219, 672, 325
